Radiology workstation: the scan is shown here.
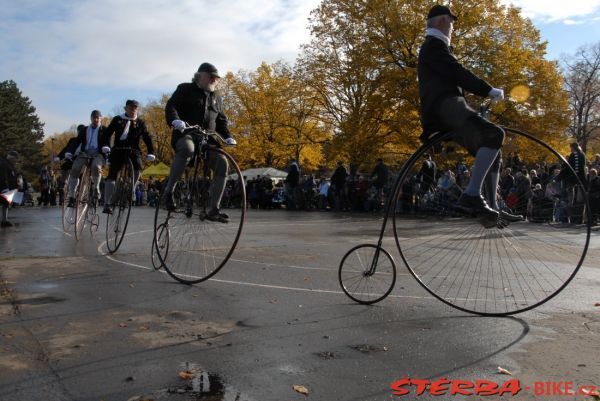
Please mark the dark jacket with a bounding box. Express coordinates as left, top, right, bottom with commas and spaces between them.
165, 82, 231, 148
331, 165, 348, 188
100, 115, 155, 155
0, 157, 18, 191
371, 162, 389, 188
285, 163, 300, 187
417, 35, 492, 138
66, 125, 106, 154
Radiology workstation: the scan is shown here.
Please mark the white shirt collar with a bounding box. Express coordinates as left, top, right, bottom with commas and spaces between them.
425, 28, 451, 47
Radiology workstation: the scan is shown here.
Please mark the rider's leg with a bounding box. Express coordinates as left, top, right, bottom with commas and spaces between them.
483, 153, 502, 209
67, 156, 86, 199
91, 154, 104, 196
164, 136, 194, 194
207, 150, 229, 218
103, 155, 123, 212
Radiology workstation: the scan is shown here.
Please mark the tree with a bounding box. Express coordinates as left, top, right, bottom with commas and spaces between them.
563, 42, 600, 154
223, 62, 330, 172
0, 80, 45, 175
297, 0, 570, 168
141, 95, 173, 164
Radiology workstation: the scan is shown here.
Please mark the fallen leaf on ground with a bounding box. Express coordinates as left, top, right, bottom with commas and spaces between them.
497, 366, 512, 376
129, 284, 135, 288
119, 323, 128, 328
293, 385, 309, 395
269, 299, 278, 304
139, 325, 149, 331
594, 303, 600, 307
178, 371, 193, 380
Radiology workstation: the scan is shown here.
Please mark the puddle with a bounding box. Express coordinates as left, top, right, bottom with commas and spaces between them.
134, 362, 252, 400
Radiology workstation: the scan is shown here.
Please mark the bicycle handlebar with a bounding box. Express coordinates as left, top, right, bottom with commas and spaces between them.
182, 125, 226, 144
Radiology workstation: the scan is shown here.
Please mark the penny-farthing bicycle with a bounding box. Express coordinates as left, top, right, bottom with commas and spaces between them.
338, 104, 591, 316
105, 147, 134, 254
153, 126, 246, 284
73, 154, 101, 241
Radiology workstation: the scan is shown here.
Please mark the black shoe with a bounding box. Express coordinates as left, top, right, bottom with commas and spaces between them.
102, 205, 112, 214
457, 194, 499, 219
1, 221, 13, 228
164, 192, 175, 211
67, 197, 76, 208
499, 210, 524, 222
206, 210, 228, 223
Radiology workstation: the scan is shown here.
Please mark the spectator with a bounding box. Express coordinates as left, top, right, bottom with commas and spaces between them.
39, 166, 51, 206
370, 158, 389, 209
331, 161, 348, 211
0, 151, 19, 227
285, 159, 300, 210
589, 168, 600, 225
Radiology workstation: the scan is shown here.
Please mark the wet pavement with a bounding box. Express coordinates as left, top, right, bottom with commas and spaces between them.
1, 206, 599, 401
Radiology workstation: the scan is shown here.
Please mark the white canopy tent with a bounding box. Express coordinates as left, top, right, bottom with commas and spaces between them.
230, 167, 288, 181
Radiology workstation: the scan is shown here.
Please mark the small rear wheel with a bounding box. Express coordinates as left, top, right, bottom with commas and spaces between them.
338, 244, 397, 305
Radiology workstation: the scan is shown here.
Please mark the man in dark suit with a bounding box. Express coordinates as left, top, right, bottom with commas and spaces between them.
65, 110, 106, 207
417, 5, 521, 225
101, 100, 155, 213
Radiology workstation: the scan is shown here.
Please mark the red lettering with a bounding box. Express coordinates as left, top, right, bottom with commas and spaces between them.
564, 382, 573, 395
412, 379, 430, 395
475, 380, 500, 396
450, 380, 474, 396
429, 378, 450, 396
391, 378, 411, 396
497, 379, 521, 396
534, 382, 545, 395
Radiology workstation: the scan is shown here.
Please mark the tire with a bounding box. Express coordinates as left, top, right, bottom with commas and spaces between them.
391, 129, 591, 316
74, 165, 90, 241
106, 159, 134, 254
338, 244, 397, 304
62, 175, 76, 231
151, 222, 169, 270
154, 147, 246, 284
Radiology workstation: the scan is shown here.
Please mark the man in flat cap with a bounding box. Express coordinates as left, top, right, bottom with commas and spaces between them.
163, 62, 237, 222
418, 4, 521, 226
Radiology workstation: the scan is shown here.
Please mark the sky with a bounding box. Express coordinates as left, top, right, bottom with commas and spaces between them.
1, 0, 600, 137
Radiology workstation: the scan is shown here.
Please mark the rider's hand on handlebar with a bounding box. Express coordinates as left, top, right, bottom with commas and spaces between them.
146, 154, 156, 162
224, 137, 237, 146
102, 146, 111, 154
64, 153, 73, 160
488, 88, 504, 102
171, 119, 186, 132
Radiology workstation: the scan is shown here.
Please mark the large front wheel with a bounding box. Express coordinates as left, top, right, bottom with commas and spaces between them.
391, 129, 591, 316
74, 166, 90, 241
106, 159, 134, 254
154, 148, 246, 284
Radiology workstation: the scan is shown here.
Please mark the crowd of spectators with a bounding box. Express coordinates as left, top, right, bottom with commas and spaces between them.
4, 142, 600, 228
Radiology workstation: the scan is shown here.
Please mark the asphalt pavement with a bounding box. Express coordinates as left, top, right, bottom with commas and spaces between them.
1, 206, 599, 401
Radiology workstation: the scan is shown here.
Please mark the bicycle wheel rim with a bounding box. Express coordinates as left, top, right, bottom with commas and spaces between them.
338, 244, 397, 304
74, 166, 90, 241
157, 148, 246, 284
106, 160, 133, 253
151, 222, 169, 270
62, 175, 76, 231
392, 129, 591, 316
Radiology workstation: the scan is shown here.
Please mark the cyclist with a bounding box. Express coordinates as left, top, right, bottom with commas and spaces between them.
417, 4, 521, 224
101, 100, 156, 214
65, 110, 106, 208
163, 62, 237, 222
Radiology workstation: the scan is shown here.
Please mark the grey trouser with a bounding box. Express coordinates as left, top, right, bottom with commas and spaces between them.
165, 135, 228, 212
438, 97, 505, 152
68, 151, 104, 197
